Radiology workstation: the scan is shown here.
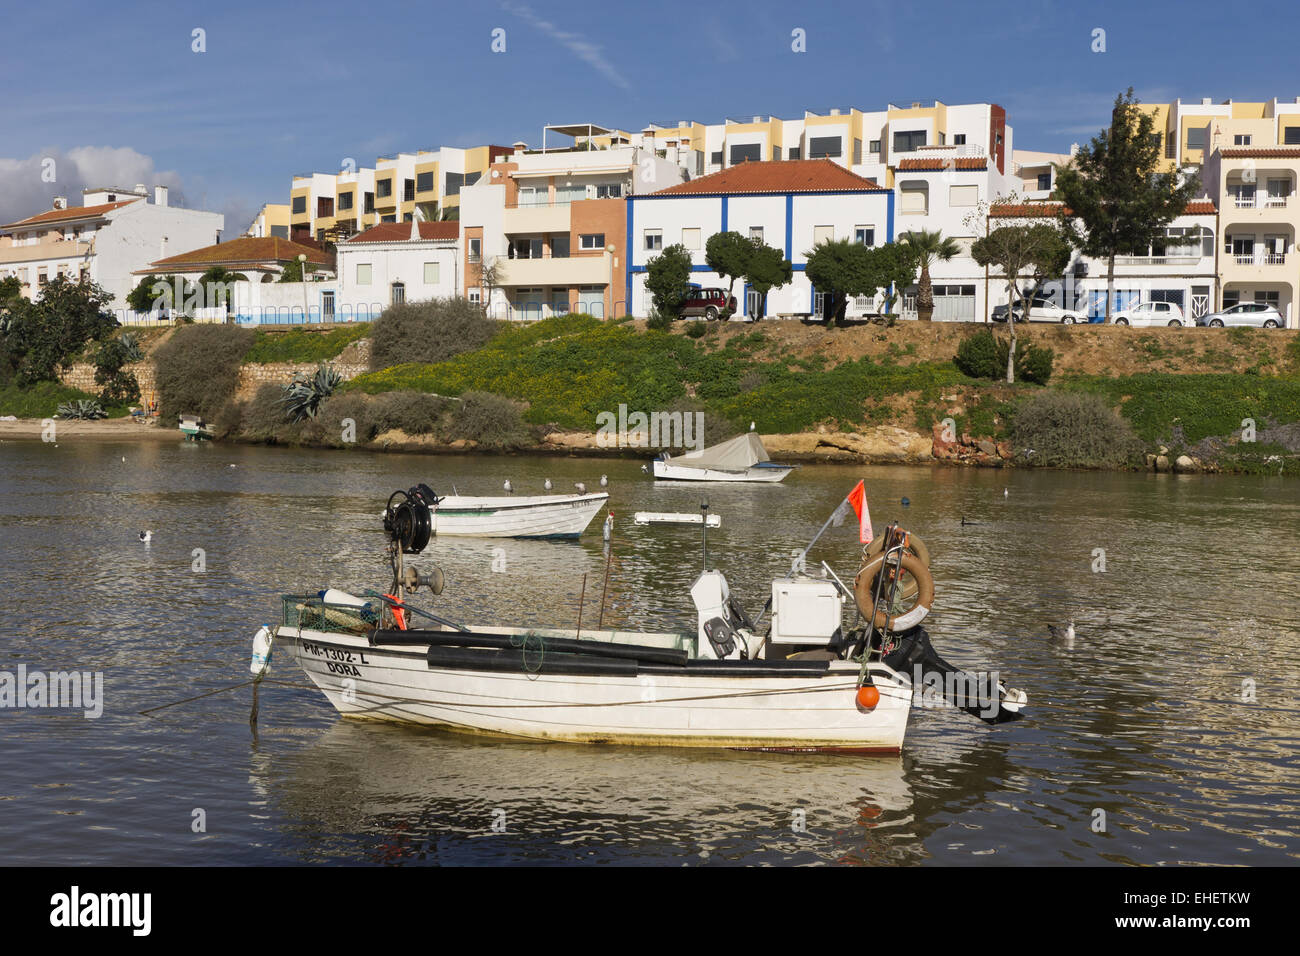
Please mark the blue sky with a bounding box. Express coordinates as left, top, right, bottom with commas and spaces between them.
3, 0, 1299, 231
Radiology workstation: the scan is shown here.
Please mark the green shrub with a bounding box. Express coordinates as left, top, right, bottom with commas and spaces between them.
238, 383, 298, 442
955, 329, 1000, 379
1010, 391, 1144, 468
684, 320, 707, 338
371, 390, 451, 436
153, 324, 255, 422
244, 324, 370, 364
450, 391, 531, 449
0, 381, 118, 418
645, 310, 673, 331
369, 298, 495, 371
91, 337, 141, 404
57, 399, 106, 420
300, 392, 377, 447
281, 364, 342, 422
1014, 342, 1055, 385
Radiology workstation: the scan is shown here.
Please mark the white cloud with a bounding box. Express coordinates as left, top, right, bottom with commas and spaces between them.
501, 1, 630, 90
0, 146, 186, 225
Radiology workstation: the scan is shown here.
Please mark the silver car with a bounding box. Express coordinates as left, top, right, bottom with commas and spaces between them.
990, 294, 1088, 324
1197, 302, 1285, 328
1110, 301, 1190, 327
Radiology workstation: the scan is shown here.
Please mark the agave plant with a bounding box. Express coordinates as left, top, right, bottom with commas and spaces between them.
57, 399, 107, 420
118, 332, 143, 363
281, 363, 342, 422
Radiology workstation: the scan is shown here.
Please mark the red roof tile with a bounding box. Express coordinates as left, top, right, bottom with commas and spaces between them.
1183, 200, 1218, 214
137, 236, 330, 272
651, 159, 887, 196
345, 221, 460, 243
990, 199, 1215, 217
2, 200, 137, 230
896, 157, 988, 171
1219, 147, 1300, 159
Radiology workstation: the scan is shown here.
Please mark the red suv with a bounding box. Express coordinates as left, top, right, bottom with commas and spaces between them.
678, 287, 736, 320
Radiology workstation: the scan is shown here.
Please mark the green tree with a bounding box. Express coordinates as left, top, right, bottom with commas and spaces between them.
126, 274, 188, 313
197, 266, 246, 309
900, 229, 961, 322
804, 239, 917, 326
970, 221, 1071, 383
644, 243, 692, 321
278, 256, 315, 283
1053, 88, 1202, 322
742, 238, 793, 319
4, 277, 117, 384
704, 231, 752, 314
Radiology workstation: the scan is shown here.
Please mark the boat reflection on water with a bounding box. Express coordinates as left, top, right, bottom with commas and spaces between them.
256, 719, 922, 865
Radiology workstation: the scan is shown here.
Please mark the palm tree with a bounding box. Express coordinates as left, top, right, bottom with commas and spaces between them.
901, 229, 961, 322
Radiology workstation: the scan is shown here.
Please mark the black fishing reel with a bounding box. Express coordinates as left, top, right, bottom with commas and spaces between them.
383, 484, 438, 554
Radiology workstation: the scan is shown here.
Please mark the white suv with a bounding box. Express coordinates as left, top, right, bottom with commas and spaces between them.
1111, 301, 1189, 327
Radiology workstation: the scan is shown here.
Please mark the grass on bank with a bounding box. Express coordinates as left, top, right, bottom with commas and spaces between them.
0, 381, 130, 418
242, 323, 371, 364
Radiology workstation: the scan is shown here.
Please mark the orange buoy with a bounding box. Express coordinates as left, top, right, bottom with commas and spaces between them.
856, 684, 880, 709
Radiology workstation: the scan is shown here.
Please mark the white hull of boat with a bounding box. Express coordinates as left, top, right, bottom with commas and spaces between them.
276, 626, 912, 753
429, 492, 608, 538
652, 460, 793, 483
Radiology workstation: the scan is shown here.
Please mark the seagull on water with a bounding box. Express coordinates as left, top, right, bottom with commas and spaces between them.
503, 479, 513, 495
574, 481, 587, 495
1048, 619, 1076, 647
599, 474, 608, 488
1003, 487, 1009, 498
543, 478, 553, 491
138, 530, 153, 544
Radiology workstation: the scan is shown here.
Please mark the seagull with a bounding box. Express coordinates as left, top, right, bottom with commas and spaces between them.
599, 474, 608, 488
229, 464, 237, 469
1003, 487, 1009, 498
138, 530, 152, 544
574, 482, 587, 495
640, 464, 648, 473
1048, 620, 1076, 646
750, 421, 756, 431
121, 456, 126, 462
503, 479, 513, 494
543, 478, 553, 491
603, 512, 613, 541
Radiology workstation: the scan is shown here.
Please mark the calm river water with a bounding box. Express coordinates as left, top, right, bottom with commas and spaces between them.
1, 438, 1297, 865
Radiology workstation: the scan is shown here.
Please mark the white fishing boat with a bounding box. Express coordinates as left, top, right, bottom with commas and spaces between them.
254, 485, 1027, 753
652, 432, 793, 482
386, 484, 608, 539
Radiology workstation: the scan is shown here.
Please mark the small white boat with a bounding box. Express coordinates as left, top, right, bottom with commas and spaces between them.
178, 413, 213, 441
259, 486, 1027, 753
385, 485, 608, 539
652, 432, 793, 482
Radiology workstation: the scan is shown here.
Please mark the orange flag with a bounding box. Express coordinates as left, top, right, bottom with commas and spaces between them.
847, 480, 872, 544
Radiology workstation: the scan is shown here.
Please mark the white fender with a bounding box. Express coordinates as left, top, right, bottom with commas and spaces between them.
250, 625, 274, 676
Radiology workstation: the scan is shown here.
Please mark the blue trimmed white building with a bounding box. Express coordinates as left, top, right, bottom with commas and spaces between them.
626, 159, 894, 319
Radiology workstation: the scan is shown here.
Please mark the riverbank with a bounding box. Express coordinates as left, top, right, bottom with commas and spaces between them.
0, 417, 177, 442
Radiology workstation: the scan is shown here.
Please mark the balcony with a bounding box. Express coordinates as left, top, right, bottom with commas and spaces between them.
498, 251, 610, 286
1232, 252, 1286, 265
1222, 249, 1289, 282
503, 202, 572, 234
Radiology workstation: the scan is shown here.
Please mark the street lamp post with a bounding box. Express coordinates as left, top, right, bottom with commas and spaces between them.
297, 253, 308, 324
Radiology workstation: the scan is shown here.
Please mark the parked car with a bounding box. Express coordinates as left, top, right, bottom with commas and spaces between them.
1196, 302, 1285, 328
1110, 301, 1189, 327
678, 287, 736, 320
991, 294, 1088, 324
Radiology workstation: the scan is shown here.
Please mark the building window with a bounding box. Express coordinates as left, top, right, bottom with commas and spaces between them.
853, 139, 862, 164
468, 289, 481, 305
953, 134, 966, 146
681, 227, 701, 250
729, 143, 761, 164
510, 238, 543, 259
1256, 290, 1281, 307
749, 226, 764, 243
900, 183, 929, 215
950, 185, 978, 206
855, 226, 875, 247
339, 192, 353, 210
317, 197, 333, 217
1285, 127, 1300, 145
788, 147, 801, 159
322, 291, 335, 320
404, 179, 415, 202
1186, 128, 1206, 149
377, 178, 393, 198
643, 229, 663, 251
710, 150, 724, 166
1037, 172, 1052, 191
594, 183, 623, 199
364, 192, 375, 214
381, 215, 396, 223
468, 238, 481, 262
356, 264, 372, 285
893, 130, 926, 153
1150, 132, 1162, 151
869, 140, 881, 153
808, 136, 842, 158
1234, 134, 1252, 146
292, 196, 306, 214
416, 171, 434, 193
579, 233, 605, 250
445, 172, 465, 196
551, 234, 570, 258
391, 282, 405, 305
813, 225, 834, 246
403, 213, 413, 222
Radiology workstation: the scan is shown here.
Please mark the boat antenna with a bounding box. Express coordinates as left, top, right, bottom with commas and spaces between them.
700, 497, 709, 571
790, 502, 845, 575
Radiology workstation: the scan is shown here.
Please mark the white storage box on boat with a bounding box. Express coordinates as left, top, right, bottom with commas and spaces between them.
770, 577, 844, 644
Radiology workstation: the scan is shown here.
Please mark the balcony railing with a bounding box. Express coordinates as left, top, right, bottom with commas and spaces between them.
1231, 194, 1290, 209
1232, 252, 1287, 265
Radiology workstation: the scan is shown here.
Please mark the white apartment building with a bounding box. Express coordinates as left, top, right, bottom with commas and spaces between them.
0, 185, 224, 309
335, 220, 461, 319
627, 159, 893, 318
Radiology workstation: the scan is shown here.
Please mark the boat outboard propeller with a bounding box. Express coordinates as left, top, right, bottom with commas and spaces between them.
384, 486, 436, 554
882, 626, 1026, 724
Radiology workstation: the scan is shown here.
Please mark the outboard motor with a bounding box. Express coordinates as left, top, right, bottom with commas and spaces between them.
690, 570, 760, 660
882, 626, 1027, 724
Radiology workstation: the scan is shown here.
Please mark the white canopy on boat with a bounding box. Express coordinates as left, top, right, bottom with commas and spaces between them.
665, 432, 770, 471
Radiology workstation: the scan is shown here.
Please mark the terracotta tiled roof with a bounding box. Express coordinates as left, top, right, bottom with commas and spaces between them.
2, 200, 137, 230
345, 221, 460, 243
1220, 147, 1300, 159
990, 199, 1215, 217
896, 157, 988, 171
650, 159, 887, 196
137, 237, 330, 272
